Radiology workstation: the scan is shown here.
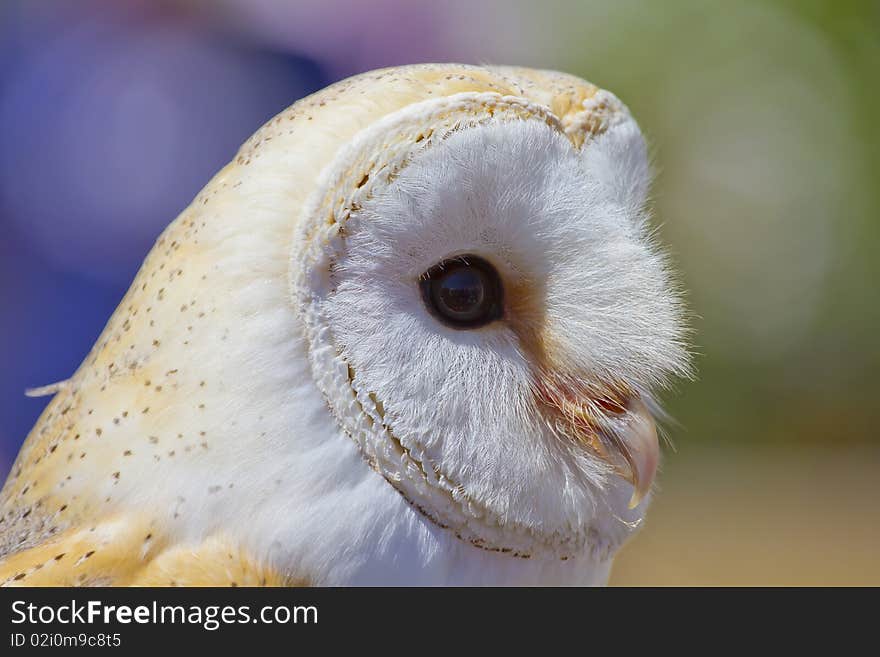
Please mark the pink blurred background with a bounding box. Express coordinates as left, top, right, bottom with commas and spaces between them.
2, 0, 878, 584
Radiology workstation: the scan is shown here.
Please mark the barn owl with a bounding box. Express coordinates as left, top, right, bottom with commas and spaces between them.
0, 64, 689, 586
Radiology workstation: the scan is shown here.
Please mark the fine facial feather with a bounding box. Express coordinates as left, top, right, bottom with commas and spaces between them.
302, 103, 687, 559
0, 64, 689, 586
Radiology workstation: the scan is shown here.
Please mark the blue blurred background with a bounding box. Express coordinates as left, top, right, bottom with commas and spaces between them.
1, 0, 878, 584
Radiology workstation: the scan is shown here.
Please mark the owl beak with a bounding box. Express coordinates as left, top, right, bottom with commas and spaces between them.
535, 379, 660, 509
612, 398, 660, 510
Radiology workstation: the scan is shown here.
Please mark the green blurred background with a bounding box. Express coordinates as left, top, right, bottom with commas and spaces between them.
2, 0, 878, 584
546, 0, 880, 585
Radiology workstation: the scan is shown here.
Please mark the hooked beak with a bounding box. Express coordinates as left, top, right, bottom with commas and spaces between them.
613, 398, 660, 509
536, 383, 660, 510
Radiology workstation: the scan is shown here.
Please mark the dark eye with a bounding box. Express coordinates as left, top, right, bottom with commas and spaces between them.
419, 255, 503, 329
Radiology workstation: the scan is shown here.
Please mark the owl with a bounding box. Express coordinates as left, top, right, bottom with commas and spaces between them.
0, 64, 689, 586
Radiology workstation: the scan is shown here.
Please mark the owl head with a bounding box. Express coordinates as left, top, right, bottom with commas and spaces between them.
292, 66, 691, 561
4, 66, 690, 583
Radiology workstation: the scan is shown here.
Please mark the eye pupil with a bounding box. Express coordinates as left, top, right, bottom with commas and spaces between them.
420, 255, 502, 329
437, 269, 485, 316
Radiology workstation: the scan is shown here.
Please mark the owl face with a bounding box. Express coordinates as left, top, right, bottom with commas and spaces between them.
294, 91, 689, 560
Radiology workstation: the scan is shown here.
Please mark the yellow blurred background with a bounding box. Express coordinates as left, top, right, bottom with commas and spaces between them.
1, 0, 877, 584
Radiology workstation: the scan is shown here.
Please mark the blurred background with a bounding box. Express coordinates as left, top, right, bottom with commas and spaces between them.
1, 0, 877, 584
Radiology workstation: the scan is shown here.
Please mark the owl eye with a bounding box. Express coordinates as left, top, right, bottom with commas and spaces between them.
419, 255, 503, 328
